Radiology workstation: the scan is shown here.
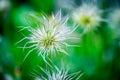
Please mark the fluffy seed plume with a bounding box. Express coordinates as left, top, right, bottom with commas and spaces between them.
31, 56, 83, 80
17, 11, 78, 60
34, 67, 82, 80
72, 2, 103, 32
32, 63, 83, 80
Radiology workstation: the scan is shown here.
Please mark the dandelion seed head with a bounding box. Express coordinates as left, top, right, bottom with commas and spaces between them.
72, 3, 102, 32
18, 11, 78, 60
34, 66, 82, 80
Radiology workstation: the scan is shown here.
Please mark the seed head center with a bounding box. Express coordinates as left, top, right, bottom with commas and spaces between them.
80, 15, 92, 26
42, 35, 55, 48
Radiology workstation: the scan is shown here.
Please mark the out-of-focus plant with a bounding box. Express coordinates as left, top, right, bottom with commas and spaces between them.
71, 1, 106, 33
0, 0, 10, 12
108, 8, 120, 39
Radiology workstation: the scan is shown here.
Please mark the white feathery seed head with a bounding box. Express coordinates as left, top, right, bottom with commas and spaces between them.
72, 2, 103, 32
34, 66, 83, 80
17, 11, 78, 60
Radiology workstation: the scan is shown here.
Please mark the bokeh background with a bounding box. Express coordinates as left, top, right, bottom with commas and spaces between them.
0, 0, 120, 80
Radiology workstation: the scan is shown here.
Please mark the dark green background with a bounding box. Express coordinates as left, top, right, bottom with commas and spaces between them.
0, 0, 120, 80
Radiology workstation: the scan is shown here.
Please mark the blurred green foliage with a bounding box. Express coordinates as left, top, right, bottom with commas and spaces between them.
0, 0, 120, 80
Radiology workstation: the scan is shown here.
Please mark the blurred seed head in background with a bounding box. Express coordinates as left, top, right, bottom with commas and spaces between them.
72, 2, 103, 33
108, 8, 120, 38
